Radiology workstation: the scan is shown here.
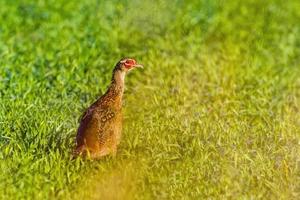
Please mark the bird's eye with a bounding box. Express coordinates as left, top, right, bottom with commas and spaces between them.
125, 59, 135, 65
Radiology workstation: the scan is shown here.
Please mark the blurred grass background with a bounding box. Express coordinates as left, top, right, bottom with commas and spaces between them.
0, 0, 300, 199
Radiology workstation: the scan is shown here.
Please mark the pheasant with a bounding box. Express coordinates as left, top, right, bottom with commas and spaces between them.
74, 58, 143, 159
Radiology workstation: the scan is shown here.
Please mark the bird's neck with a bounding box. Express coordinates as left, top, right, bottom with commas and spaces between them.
105, 70, 125, 106
112, 70, 126, 88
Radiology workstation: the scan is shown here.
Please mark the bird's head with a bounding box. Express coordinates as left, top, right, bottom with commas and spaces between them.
115, 58, 143, 73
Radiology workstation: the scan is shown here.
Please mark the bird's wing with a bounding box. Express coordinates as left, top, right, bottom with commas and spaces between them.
95, 106, 117, 145
76, 105, 117, 146
96, 107, 116, 123
76, 108, 98, 146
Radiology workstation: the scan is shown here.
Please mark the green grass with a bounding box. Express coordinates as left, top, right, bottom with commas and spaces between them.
1, 0, 300, 199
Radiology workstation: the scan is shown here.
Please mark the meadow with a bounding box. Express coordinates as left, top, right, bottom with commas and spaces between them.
0, 0, 300, 199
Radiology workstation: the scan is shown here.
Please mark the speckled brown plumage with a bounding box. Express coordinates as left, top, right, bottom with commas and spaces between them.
74, 58, 142, 159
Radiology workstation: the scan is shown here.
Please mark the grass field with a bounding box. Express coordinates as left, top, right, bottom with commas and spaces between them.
0, 0, 300, 199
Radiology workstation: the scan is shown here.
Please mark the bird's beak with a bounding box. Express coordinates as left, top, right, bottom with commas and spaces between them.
132, 64, 143, 68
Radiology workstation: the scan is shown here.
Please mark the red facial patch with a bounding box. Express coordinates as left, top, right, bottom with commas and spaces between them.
124, 59, 136, 68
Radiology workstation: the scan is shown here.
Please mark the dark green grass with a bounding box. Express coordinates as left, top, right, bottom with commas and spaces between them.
0, 0, 300, 199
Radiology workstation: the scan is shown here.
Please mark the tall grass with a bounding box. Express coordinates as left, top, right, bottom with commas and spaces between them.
0, 0, 299, 199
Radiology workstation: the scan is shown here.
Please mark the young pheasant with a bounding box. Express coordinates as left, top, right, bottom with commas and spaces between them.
74, 58, 143, 159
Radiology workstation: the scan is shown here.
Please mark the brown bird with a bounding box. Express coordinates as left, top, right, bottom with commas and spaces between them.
74, 58, 143, 159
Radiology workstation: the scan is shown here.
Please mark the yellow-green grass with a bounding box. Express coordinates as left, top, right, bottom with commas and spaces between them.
0, 0, 299, 199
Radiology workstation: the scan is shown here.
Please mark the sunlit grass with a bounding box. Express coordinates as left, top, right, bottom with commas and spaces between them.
0, 0, 299, 199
